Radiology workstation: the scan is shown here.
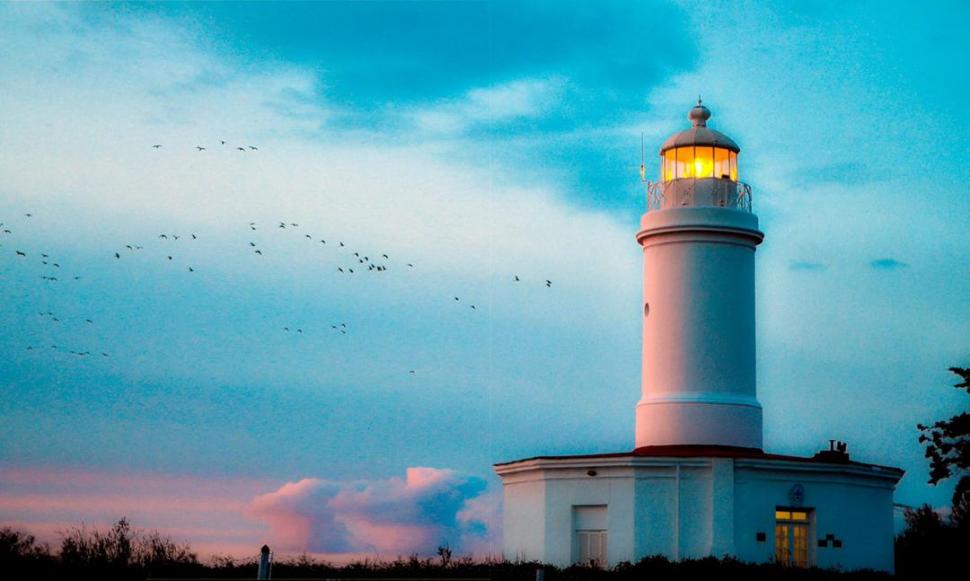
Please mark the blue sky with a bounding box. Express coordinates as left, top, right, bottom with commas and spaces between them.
0, 0, 968, 558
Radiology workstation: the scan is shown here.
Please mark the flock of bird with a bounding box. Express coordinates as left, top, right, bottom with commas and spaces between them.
152, 141, 257, 152
3, 142, 556, 373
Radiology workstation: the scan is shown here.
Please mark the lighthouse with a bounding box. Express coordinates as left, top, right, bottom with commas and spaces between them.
636, 99, 763, 450
494, 102, 904, 572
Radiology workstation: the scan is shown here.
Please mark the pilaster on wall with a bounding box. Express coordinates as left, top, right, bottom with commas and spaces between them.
710, 458, 736, 556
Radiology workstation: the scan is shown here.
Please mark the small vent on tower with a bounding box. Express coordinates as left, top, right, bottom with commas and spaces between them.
644, 303, 650, 317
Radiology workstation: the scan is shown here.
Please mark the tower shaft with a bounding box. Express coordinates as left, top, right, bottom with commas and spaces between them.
635, 207, 764, 449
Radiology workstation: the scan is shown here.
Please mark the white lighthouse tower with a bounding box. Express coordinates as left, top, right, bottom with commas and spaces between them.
636, 100, 763, 450
494, 101, 904, 572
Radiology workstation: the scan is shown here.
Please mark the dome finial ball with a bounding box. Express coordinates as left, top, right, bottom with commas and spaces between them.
688, 99, 711, 127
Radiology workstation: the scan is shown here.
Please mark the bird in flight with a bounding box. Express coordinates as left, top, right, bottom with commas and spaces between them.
221, 140, 226, 145
16, 250, 25, 257
168, 255, 173, 260
191, 234, 197, 239
196, 146, 206, 151
188, 266, 195, 272
407, 263, 414, 268
248, 145, 258, 150
545, 280, 552, 287
115, 252, 121, 259
514, 275, 520, 282
152, 144, 162, 149
25, 213, 32, 218
254, 250, 262, 255
236, 147, 246, 151
454, 297, 460, 301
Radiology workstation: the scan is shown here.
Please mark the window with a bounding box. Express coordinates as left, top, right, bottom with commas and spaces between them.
576, 530, 607, 567
715, 147, 731, 179
775, 508, 812, 568
663, 149, 677, 181
694, 146, 714, 178
661, 147, 738, 182
573, 505, 607, 567
676, 146, 694, 179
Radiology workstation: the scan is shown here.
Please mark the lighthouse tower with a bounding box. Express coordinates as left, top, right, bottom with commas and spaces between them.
636, 100, 764, 450
494, 101, 903, 573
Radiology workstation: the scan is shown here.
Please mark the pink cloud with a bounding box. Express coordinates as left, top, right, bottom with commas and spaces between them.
248, 467, 497, 558
0, 465, 271, 558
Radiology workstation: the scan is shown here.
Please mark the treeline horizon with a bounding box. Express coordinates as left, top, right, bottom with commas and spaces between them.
2, 510, 967, 580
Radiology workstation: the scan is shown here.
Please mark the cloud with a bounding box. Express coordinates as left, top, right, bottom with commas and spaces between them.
410, 77, 566, 134
789, 260, 827, 272
249, 468, 496, 557
870, 258, 908, 270
0, 466, 270, 558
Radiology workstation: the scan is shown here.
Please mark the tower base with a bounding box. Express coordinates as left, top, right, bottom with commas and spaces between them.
635, 397, 763, 449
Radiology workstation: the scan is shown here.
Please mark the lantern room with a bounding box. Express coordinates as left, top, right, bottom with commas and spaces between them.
645, 100, 750, 212
660, 100, 739, 181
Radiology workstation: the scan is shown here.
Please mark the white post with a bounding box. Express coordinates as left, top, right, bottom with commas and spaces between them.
257, 544, 272, 580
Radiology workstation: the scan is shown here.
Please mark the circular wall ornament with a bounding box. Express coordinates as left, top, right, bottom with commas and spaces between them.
789, 483, 805, 507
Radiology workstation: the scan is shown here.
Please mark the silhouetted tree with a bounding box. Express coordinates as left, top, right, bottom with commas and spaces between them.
436, 543, 452, 567
917, 366, 970, 527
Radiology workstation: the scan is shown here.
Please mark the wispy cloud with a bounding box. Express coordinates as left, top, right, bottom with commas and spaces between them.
789, 260, 827, 272
409, 77, 566, 135
249, 468, 496, 558
870, 258, 908, 270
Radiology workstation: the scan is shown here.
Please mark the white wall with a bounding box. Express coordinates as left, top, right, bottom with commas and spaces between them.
733, 460, 899, 572
497, 455, 901, 572
636, 207, 765, 449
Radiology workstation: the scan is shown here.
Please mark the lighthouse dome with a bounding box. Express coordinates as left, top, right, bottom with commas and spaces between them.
657, 100, 740, 183
660, 100, 739, 153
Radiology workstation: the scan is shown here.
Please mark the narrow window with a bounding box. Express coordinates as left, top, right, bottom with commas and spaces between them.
694, 146, 714, 178
663, 149, 677, 181
676, 146, 694, 179
714, 147, 731, 179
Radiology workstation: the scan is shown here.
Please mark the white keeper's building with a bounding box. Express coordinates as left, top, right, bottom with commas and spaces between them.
493, 102, 904, 572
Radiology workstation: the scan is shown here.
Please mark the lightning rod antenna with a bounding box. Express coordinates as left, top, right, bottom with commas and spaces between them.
639, 132, 646, 182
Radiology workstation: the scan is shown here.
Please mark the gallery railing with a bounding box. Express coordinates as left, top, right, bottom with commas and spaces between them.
646, 180, 752, 213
